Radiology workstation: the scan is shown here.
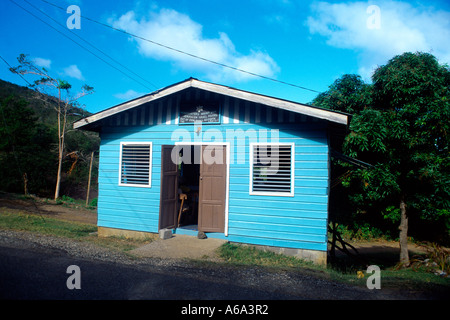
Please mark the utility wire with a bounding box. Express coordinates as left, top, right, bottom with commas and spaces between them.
8, 0, 156, 91
23, 0, 158, 90
39, 0, 321, 94
0, 54, 33, 86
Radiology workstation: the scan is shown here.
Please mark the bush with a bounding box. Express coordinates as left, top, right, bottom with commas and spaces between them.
410, 242, 450, 277
88, 197, 97, 208
56, 195, 76, 205
330, 222, 391, 241
61, 195, 75, 203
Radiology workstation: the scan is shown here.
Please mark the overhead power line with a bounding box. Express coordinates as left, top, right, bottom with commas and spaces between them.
39, 0, 321, 94
0, 54, 33, 86
8, 0, 157, 91
22, 0, 158, 90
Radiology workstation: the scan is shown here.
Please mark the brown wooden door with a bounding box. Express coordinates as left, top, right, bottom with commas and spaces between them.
198, 145, 226, 233
159, 145, 178, 230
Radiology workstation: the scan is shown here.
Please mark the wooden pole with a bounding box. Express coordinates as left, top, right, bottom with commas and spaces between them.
86, 151, 94, 207
23, 173, 28, 196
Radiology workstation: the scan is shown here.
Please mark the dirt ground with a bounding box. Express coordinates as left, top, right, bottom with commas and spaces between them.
0, 192, 97, 225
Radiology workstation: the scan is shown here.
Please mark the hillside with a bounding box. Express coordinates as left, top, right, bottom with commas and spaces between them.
0, 79, 100, 200
0, 79, 92, 124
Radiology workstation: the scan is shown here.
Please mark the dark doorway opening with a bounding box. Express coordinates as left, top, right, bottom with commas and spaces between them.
177, 145, 201, 230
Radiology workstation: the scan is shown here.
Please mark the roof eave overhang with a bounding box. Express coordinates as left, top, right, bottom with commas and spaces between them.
74, 78, 350, 130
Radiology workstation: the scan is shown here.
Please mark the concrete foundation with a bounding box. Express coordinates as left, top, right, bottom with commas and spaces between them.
236, 243, 327, 266
159, 228, 173, 240
98, 227, 157, 240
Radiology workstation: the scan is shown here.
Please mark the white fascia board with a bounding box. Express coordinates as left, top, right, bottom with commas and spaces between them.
73, 80, 193, 129
191, 79, 349, 125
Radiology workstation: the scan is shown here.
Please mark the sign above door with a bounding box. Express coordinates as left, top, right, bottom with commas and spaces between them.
179, 102, 220, 124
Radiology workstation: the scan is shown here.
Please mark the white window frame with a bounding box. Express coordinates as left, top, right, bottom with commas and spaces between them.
118, 142, 152, 188
249, 142, 295, 197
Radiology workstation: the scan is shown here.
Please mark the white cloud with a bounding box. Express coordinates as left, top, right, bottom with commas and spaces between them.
33, 57, 51, 69
306, 1, 450, 80
63, 65, 84, 80
110, 8, 279, 82
114, 89, 145, 100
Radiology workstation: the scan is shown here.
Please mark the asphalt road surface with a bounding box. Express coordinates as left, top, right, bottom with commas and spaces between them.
0, 243, 303, 300
0, 230, 447, 305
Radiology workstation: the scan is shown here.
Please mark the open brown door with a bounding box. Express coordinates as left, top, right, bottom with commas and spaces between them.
159, 145, 178, 230
198, 145, 226, 233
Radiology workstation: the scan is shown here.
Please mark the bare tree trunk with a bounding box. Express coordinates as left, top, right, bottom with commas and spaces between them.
54, 152, 62, 200
399, 197, 409, 266
23, 173, 28, 196
54, 90, 62, 200
86, 151, 94, 207
54, 128, 65, 200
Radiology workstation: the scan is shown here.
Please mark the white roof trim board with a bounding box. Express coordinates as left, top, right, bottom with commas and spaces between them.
74, 78, 349, 130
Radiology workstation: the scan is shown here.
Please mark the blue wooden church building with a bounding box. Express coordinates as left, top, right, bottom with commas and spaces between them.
74, 78, 350, 265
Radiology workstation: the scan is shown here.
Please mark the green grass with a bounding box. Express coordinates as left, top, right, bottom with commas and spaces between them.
56, 195, 97, 210
0, 209, 154, 252
218, 242, 317, 269
0, 210, 97, 238
216, 242, 450, 292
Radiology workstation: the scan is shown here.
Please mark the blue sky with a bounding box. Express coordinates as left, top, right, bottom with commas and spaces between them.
1, 0, 450, 114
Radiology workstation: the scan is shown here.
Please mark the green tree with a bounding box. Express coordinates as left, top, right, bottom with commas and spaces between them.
0, 96, 54, 194
10, 54, 94, 200
312, 74, 377, 241
311, 74, 371, 114
343, 52, 450, 265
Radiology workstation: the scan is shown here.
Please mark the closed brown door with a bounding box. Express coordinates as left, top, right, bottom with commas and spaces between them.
198, 145, 226, 233
159, 145, 178, 230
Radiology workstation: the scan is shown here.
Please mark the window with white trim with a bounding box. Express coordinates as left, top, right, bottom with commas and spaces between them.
119, 142, 152, 187
250, 143, 294, 196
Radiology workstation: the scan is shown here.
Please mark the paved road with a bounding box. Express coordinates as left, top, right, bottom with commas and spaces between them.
0, 243, 300, 300
0, 230, 447, 305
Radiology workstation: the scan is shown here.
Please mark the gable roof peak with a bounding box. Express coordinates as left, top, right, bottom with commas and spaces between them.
74, 78, 350, 130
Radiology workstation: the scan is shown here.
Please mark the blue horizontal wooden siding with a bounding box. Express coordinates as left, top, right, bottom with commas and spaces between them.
227, 235, 327, 251
97, 88, 330, 251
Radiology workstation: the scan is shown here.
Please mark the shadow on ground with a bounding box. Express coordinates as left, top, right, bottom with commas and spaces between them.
328, 241, 427, 272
